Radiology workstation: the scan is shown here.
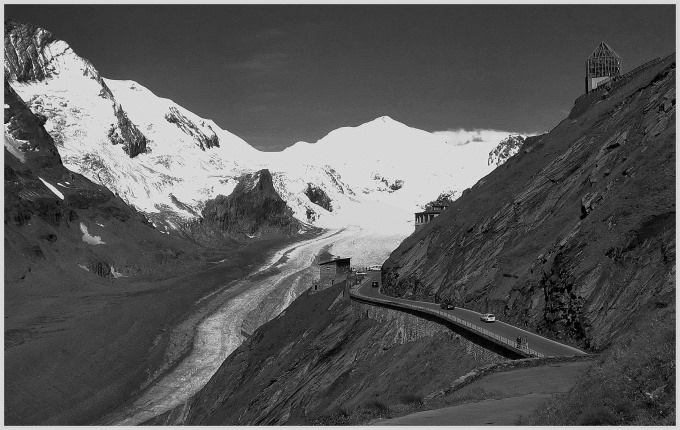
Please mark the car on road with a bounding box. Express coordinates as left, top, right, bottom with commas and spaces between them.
440, 302, 455, 310
480, 313, 496, 323
371, 281, 379, 288
369, 265, 382, 271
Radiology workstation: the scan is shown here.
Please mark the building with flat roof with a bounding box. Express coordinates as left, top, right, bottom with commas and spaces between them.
311, 257, 352, 292
414, 204, 448, 231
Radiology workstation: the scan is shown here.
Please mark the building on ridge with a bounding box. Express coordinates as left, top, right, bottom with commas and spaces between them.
311, 257, 352, 292
586, 41, 621, 93
414, 204, 448, 231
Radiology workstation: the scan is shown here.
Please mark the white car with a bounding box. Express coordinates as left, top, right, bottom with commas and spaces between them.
480, 313, 496, 323
369, 265, 382, 271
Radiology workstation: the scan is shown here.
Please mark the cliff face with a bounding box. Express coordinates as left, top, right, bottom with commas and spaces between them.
5, 19, 151, 161
5, 20, 113, 96
149, 284, 501, 425
107, 103, 148, 157
198, 169, 302, 242
382, 55, 675, 350
164, 106, 220, 150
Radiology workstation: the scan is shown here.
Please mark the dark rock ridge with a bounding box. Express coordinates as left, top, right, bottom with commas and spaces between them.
304, 183, 333, 212
373, 173, 404, 192
5, 81, 61, 168
164, 106, 219, 150
4, 19, 114, 98
487, 134, 527, 166
108, 103, 148, 157
381, 54, 675, 350
198, 169, 301, 241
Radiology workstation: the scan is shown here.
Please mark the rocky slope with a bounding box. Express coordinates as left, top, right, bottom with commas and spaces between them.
147, 284, 503, 425
193, 169, 302, 244
381, 54, 675, 350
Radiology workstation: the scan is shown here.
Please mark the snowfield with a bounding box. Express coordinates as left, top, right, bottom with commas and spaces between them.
9, 34, 520, 236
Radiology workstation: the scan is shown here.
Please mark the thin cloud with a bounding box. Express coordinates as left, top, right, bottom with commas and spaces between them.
225, 52, 288, 73
432, 128, 536, 146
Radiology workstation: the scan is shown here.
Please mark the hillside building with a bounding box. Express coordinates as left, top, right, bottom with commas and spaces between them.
414, 204, 448, 231
586, 42, 621, 93
311, 257, 351, 292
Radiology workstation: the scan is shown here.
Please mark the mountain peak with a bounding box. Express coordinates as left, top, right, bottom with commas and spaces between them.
365, 115, 402, 126
5, 19, 113, 97
5, 19, 60, 82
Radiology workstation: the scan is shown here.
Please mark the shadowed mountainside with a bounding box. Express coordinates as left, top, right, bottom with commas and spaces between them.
147, 284, 493, 425
382, 54, 675, 351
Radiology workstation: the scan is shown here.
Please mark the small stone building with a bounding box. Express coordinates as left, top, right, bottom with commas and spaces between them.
414, 204, 448, 231
311, 257, 352, 292
586, 42, 621, 93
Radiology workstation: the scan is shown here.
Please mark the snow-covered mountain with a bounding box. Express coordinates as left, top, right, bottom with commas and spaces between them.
5, 20, 522, 237
263, 116, 506, 233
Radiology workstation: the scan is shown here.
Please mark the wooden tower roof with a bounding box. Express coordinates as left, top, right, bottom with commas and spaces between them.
588, 41, 621, 60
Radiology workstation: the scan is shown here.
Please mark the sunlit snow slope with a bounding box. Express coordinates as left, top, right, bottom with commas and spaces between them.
6, 21, 522, 237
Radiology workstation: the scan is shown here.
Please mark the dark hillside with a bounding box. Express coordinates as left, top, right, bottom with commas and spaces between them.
382, 54, 675, 351
4, 80, 297, 425
148, 284, 499, 425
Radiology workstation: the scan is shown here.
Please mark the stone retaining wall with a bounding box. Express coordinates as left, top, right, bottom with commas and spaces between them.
351, 301, 505, 364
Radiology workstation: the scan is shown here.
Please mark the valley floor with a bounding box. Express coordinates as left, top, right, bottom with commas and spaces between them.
99, 228, 367, 425
4, 232, 312, 425
5, 223, 407, 425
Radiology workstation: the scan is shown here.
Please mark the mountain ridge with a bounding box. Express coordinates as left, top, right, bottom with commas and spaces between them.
5, 18, 523, 239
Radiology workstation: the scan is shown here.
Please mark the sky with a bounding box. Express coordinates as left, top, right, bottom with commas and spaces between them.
4, 4, 676, 151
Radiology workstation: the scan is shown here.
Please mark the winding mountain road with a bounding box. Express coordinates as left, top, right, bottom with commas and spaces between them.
352, 272, 585, 358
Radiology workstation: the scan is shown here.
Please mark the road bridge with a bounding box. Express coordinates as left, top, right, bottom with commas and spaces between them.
350, 272, 585, 358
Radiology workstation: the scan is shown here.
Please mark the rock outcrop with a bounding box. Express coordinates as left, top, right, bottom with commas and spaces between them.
164, 106, 219, 150
304, 183, 333, 212
487, 134, 527, 166
199, 169, 301, 240
108, 103, 148, 157
382, 54, 675, 350
4, 19, 114, 97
